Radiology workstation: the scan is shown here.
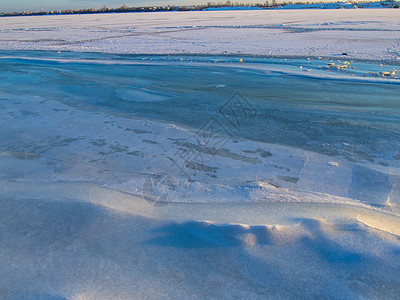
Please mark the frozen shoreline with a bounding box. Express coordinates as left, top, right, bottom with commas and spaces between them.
1, 9, 400, 61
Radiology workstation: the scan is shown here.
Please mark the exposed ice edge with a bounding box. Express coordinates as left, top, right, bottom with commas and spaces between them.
2, 179, 400, 239
1, 54, 399, 84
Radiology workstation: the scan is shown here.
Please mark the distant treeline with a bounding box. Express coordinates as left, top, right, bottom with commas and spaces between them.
1, 2, 263, 16
1, 0, 398, 17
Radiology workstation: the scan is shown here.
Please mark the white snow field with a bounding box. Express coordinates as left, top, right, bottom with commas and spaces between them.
0, 9, 400, 60
1, 10, 400, 300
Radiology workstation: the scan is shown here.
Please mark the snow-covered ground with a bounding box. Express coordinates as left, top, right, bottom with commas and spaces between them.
1, 10, 400, 300
1, 9, 400, 60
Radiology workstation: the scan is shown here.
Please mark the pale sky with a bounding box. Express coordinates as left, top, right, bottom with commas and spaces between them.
0, 0, 203, 13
